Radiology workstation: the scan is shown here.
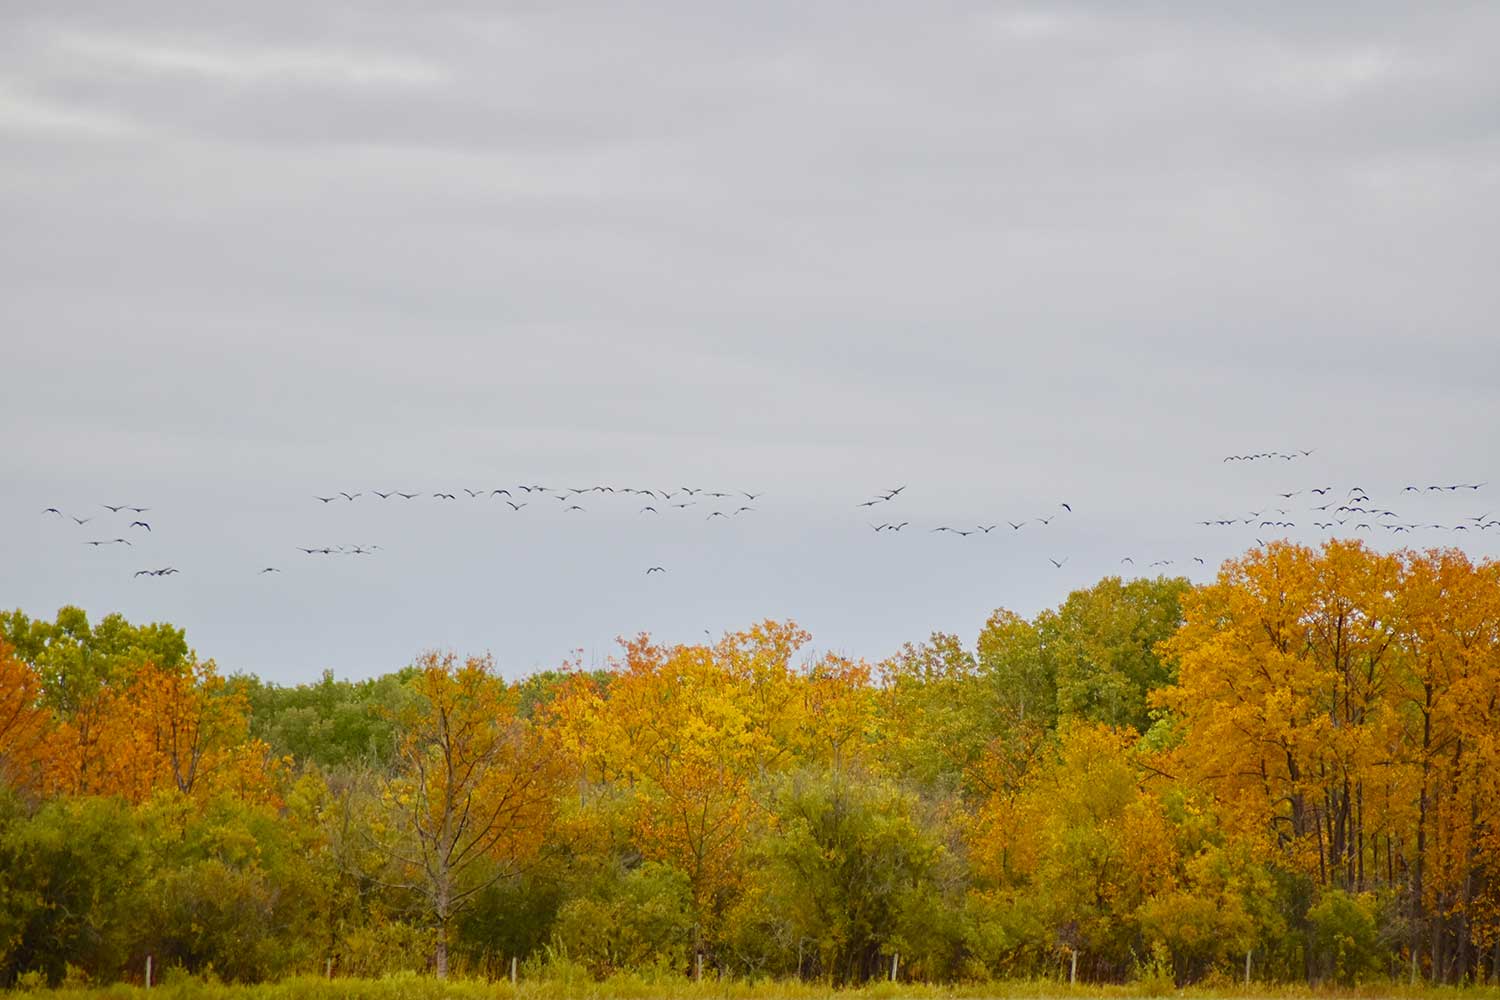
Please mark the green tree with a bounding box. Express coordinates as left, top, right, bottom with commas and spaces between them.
745, 769, 954, 984
1042, 576, 1190, 732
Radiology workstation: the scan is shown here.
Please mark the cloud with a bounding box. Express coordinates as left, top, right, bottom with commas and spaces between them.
0, 83, 139, 137
53, 30, 450, 90
1, 1, 1498, 680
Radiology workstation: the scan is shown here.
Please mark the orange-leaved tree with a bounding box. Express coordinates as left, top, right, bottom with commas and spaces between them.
376, 651, 565, 978
0, 639, 47, 793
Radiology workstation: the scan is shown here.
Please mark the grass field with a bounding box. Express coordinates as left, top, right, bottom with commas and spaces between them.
12, 976, 1500, 1000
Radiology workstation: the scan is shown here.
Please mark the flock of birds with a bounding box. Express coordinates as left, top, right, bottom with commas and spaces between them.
37, 455, 1496, 584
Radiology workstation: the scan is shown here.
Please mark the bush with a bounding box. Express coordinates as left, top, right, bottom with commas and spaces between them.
1305, 890, 1382, 986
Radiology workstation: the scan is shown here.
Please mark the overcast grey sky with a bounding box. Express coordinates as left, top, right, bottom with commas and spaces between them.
4, 2, 1498, 683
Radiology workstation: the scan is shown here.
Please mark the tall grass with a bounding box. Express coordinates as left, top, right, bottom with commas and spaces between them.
12, 972, 1500, 1000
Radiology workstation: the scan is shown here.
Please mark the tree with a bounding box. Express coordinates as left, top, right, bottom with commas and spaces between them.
1043, 576, 1190, 733
373, 651, 564, 978
744, 768, 954, 984
0, 641, 46, 794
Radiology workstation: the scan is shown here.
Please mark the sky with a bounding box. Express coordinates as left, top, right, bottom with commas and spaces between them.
3, 2, 1498, 684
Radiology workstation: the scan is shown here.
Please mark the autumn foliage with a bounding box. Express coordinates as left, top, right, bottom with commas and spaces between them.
2, 541, 1500, 988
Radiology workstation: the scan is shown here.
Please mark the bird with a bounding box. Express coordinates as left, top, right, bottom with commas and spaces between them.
315, 496, 338, 503
1193, 557, 1206, 565
71, 516, 91, 525
641, 506, 658, 513
743, 492, 763, 500
397, 492, 420, 500
1049, 557, 1067, 568
464, 489, 482, 498
732, 506, 754, 515
373, 491, 394, 499
340, 492, 362, 501
103, 504, 128, 513
1060, 503, 1072, 512
1121, 557, 1135, 565
890, 522, 909, 531
506, 501, 527, 511
491, 489, 512, 498
43, 508, 62, 516
260, 567, 280, 574
977, 525, 998, 533
1036, 515, 1055, 526
129, 521, 150, 531
645, 566, 666, 575
565, 505, 585, 512
706, 511, 727, 519
1008, 521, 1026, 530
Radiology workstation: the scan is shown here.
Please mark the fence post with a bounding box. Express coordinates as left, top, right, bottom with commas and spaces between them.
890, 953, 899, 982
326, 957, 333, 980
511, 955, 518, 985
696, 953, 703, 981
1244, 950, 1251, 986
145, 955, 152, 989
1069, 948, 1077, 985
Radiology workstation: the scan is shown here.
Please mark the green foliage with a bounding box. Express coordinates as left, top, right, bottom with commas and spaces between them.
229, 669, 414, 771
0, 606, 188, 712
739, 769, 958, 985
0, 796, 148, 986
1305, 891, 1384, 986
1041, 576, 1191, 733
552, 861, 695, 978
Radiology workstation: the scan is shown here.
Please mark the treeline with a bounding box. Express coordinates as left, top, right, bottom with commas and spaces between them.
1, 540, 1498, 989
